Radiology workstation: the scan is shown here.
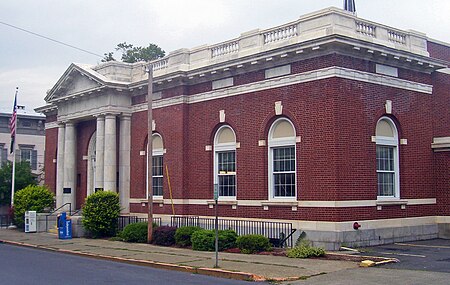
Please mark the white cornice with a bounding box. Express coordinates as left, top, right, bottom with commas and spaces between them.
132, 66, 433, 113
129, 198, 436, 208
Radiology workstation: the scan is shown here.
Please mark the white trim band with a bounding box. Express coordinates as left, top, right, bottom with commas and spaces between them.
132, 66, 433, 113
129, 198, 436, 207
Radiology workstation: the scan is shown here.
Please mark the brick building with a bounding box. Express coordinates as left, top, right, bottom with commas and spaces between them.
36, 8, 449, 249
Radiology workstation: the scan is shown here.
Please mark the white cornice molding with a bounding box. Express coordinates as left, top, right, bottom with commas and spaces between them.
128, 198, 436, 208
45, 122, 59, 130
132, 66, 433, 113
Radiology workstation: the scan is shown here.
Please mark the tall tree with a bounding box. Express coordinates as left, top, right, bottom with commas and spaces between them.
102, 42, 165, 63
0, 161, 37, 206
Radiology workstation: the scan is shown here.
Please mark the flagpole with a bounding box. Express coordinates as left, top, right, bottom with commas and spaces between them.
9, 87, 18, 228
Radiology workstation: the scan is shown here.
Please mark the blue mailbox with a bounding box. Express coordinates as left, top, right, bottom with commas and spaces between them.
57, 212, 72, 239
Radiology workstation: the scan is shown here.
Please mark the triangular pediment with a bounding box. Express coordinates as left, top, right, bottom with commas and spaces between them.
45, 64, 104, 103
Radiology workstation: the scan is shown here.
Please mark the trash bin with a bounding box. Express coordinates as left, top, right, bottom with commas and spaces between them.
57, 212, 72, 239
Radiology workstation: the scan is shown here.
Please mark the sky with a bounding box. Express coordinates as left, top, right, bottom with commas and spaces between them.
1, 0, 449, 112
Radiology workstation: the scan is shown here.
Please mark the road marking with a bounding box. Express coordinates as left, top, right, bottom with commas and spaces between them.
394, 242, 450, 249
379, 252, 426, 258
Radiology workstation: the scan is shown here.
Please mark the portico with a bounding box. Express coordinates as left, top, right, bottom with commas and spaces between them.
44, 62, 138, 212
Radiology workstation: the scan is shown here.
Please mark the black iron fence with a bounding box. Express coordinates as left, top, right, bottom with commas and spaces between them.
117, 216, 162, 232
171, 216, 296, 247
0, 215, 11, 228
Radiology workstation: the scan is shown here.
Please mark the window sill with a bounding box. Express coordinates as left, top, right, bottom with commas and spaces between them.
133, 198, 164, 204
376, 199, 407, 206
261, 201, 298, 207
207, 200, 238, 205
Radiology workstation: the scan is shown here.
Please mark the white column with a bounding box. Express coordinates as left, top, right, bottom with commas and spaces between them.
63, 122, 77, 210
55, 123, 65, 209
119, 114, 131, 213
104, 114, 117, 192
95, 115, 105, 190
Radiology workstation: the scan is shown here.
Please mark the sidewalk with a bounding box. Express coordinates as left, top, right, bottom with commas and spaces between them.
0, 229, 358, 282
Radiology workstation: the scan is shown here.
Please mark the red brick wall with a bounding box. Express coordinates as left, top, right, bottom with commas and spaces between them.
435, 152, 450, 216
130, 104, 190, 214
75, 120, 96, 208
44, 127, 58, 194
427, 41, 450, 62
145, 75, 436, 222
432, 72, 450, 137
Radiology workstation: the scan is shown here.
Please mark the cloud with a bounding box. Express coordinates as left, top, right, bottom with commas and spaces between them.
0, 66, 64, 110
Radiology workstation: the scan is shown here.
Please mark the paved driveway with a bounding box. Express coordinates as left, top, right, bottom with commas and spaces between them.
360, 238, 450, 273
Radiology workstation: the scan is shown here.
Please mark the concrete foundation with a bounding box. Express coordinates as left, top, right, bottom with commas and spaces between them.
438, 223, 450, 239
295, 224, 440, 250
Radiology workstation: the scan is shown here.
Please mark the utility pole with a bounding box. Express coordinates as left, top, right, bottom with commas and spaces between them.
214, 183, 219, 268
147, 65, 154, 243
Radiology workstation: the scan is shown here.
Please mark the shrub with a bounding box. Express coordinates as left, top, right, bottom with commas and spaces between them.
120, 222, 148, 243
175, 226, 202, 247
236, 234, 271, 254
119, 222, 159, 243
191, 229, 238, 251
152, 226, 177, 246
82, 191, 120, 238
14, 185, 54, 228
287, 241, 325, 258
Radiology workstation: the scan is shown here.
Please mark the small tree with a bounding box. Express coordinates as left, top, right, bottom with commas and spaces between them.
0, 161, 37, 206
13, 185, 54, 228
82, 191, 121, 238
102, 42, 165, 63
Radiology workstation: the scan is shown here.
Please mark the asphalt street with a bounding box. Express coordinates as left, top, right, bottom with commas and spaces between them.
359, 238, 450, 273
0, 243, 260, 285
283, 239, 450, 285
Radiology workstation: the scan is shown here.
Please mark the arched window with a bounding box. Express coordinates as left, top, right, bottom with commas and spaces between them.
147, 134, 164, 198
214, 126, 236, 199
375, 117, 400, 199
268, 118, 296, 199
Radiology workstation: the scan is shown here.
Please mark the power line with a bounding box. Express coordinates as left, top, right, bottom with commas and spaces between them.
0, 20, 104, 58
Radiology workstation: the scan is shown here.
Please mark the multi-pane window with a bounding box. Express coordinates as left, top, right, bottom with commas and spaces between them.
273, 146, 296, 197
20, 148, 37, 170
375, 117, 399, 198
214, 126, 237, 198
1, 147, 8, 166
268, 118, 297, 199
147, 134, 164, 198
376, 146, 395, 196
217, 151, 236, 197
152, 156, 163, 196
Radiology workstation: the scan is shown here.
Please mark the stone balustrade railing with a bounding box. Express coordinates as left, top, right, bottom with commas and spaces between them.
150, 7, 429, 77
356, 21, 376, 37
388, 30, 407, 45
211, 41, 240, 58
263, 24, 298, 44
152, 58, 168, 71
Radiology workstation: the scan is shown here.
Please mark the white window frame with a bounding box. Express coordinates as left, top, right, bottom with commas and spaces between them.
376, 117, 400, 200
268, 118, 297, 201
214, 126, 237, 201
20, 148, 32, 164
146, 134, 164, 200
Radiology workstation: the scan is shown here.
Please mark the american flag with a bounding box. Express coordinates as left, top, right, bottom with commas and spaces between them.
9, 88, 18, 154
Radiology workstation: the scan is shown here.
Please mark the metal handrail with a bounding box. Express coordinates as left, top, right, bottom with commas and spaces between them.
45, 203, 72, 232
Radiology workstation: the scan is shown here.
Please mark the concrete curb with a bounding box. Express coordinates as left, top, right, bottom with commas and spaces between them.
326, 252, 399, 265
0, 239, 264, 282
